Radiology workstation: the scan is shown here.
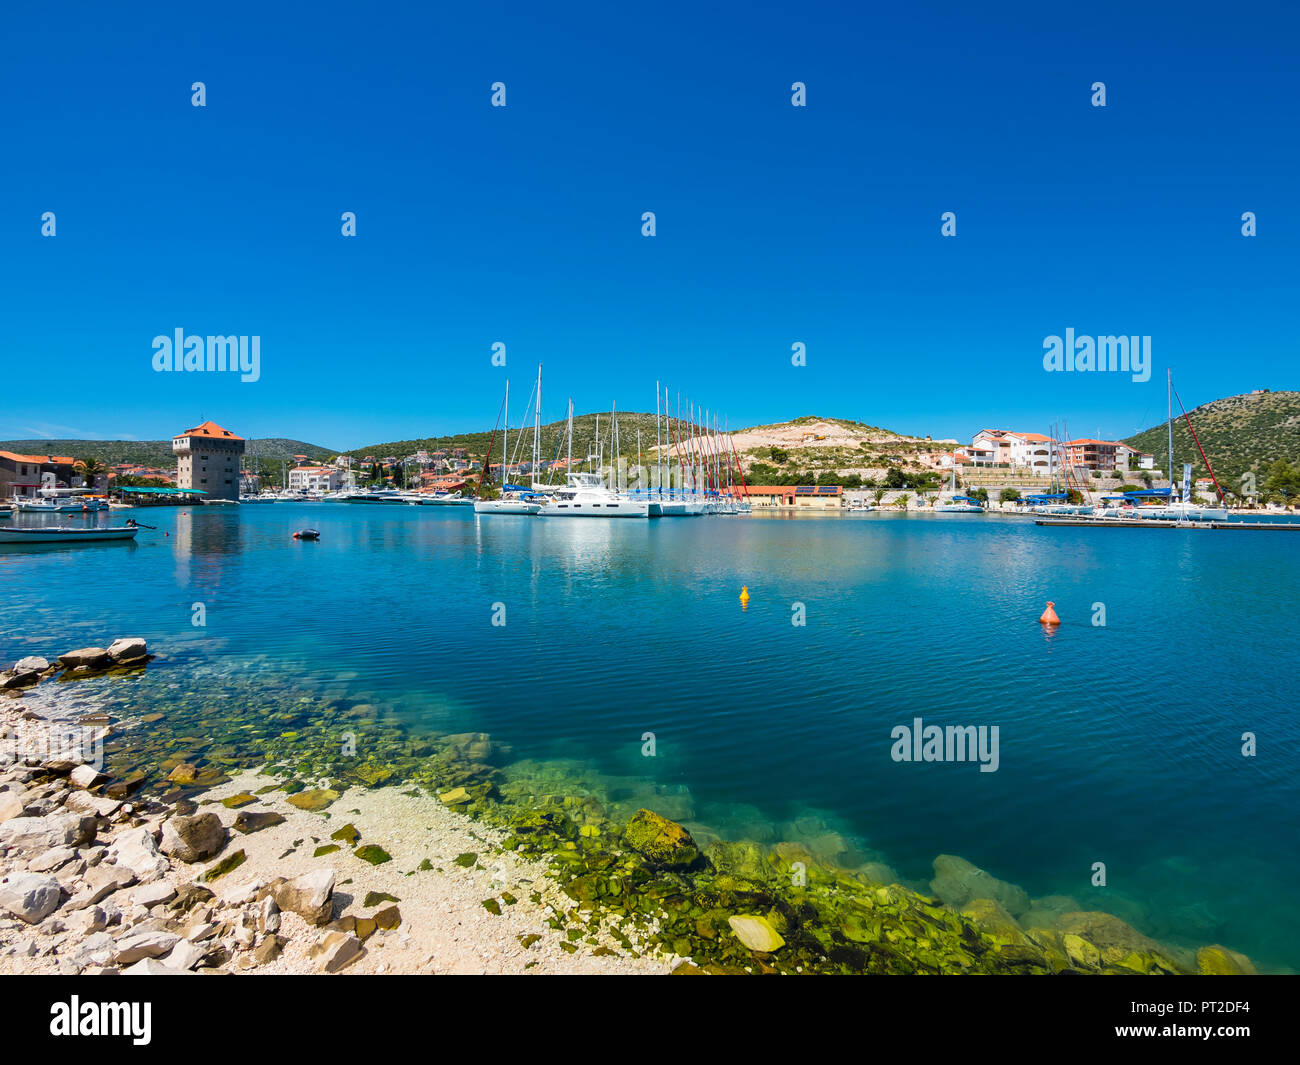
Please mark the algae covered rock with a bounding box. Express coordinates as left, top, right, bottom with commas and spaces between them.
288, 788, 340, 812
727, 914, 785, 953
623, 809, 700, 869
1196, 944, 1256, 975
1055, 911, 1166, 965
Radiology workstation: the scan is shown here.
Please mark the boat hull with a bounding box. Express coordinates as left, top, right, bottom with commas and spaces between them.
0, 527, 139, 544
473, 500, 542, 515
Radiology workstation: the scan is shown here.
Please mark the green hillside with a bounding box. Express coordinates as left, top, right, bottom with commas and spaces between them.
352, 412, 691, 472
1123, 390, 1300, 495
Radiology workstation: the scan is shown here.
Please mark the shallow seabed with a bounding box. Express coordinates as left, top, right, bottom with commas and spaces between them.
1, 504, 1295, 972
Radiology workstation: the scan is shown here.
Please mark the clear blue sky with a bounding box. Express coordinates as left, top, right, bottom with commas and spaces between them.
1, 1, 1296, 450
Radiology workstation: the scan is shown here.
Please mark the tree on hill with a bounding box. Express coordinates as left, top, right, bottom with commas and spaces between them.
1264, 459, 1300, 502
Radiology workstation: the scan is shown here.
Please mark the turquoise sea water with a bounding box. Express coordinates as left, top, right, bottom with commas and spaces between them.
2, 505, 1297, 970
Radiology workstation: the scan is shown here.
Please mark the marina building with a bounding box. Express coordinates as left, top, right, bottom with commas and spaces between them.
172, 420, 245, 501
737, 485, 844, 510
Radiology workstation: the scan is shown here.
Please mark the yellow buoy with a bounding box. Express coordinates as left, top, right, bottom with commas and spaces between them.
739, 585, 750, 606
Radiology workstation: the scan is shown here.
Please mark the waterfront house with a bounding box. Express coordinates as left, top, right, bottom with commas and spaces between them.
172, 420, 245, 501
0, 450, 77, 499
287, 465, 343, 493
1063, 439, 1119, 472
1115, 444, 1155, 470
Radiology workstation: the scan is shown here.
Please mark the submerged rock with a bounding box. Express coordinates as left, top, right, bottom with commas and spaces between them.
1196, 944, 1256, 975
233, 810, 287, 834
624, 809, 700, 869
930, 854, 1030, 917
728, 914, 785, 953
287, 788, 340, 812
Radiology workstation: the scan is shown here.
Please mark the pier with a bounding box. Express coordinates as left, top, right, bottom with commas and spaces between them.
1035, 517, 1300, 530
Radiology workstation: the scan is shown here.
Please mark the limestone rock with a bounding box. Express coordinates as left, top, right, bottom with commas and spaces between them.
57, 647, 112, 670
0, 812, 96, 852
107, 826, 168, 881
309, 930, 362, 972
113, 929, 180, 964
15, 656, 50, 673
159, 812, 227, 863
69, 764, 107, 789
0, 872, 63, 923
0, 791, 25, 822
106, 637, 148, 662
133, 880, 177, 908
274, 868, 335, 926
121, 958, 192, 975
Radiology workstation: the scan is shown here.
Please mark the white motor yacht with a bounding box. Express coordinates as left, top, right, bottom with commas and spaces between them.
538, 473, 649, 518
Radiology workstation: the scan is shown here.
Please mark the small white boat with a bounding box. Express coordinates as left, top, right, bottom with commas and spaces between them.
848, 504, 874, 513
17, 488, 108, 513
201, 498, 240, 506
0, 525, 139, 544
473, 498, 542, 515
934, 496, 985, 513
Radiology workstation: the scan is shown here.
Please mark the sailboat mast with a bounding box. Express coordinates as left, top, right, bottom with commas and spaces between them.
1167, 368, 1174, 493
503, 379, 509, 492
534, 364, 541, 489
655, 382, 662, 498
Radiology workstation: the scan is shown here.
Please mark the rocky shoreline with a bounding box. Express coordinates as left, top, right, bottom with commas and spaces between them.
0, 638, 1262, 976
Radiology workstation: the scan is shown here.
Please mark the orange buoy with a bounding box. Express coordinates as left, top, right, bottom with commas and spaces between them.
1039, 601, 1060, 625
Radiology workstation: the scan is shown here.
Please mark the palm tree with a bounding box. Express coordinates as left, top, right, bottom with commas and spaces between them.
872, 488, 886, 506
78, 457, 106, 491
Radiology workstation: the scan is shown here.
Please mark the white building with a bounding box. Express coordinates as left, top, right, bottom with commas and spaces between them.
961, 430, 1062, 472
288, 465, 343, 493
1115, 444, 1155, 470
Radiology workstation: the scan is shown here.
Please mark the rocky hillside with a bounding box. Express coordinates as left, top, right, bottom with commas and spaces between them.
358, 413, 950, 487
1123, 390, 1300, 489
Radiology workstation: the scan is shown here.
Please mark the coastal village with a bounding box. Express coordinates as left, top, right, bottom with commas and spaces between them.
4, 403, 1292, 514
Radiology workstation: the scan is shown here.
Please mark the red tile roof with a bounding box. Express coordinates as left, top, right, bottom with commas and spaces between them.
177, 421, 244, 441
0, 450, 76, 465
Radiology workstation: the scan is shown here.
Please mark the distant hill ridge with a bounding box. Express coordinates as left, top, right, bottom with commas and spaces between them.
0, 437, 338, 469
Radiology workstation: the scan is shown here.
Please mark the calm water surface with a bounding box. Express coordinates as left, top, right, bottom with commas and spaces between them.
2, 505, 1296, 969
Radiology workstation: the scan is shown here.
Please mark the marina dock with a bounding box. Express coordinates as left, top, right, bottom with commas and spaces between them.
1035, 517, 1300, 530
